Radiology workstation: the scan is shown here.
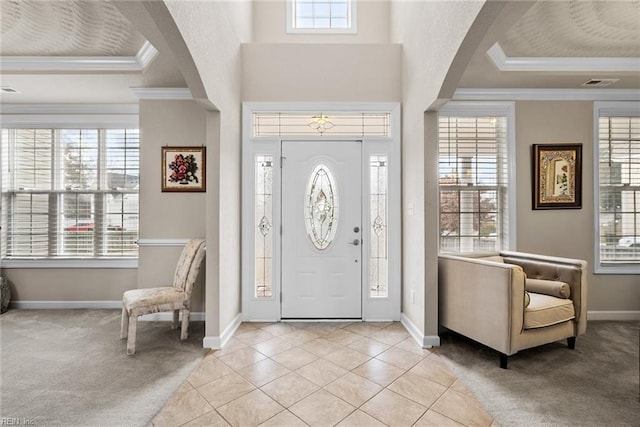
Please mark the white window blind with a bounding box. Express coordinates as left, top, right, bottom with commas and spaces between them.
288, 0, 356, 33
438, 113, 511, 253
596, 105, 640, 271
1, 128, 139, 259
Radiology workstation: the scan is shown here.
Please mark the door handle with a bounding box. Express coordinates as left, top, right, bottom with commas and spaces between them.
348, 239, 360, 246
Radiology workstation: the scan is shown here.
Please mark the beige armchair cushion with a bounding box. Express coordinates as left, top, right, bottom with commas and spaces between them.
526, 278, 571, 299
524, 293, 575, 329
123, 287, 184, 316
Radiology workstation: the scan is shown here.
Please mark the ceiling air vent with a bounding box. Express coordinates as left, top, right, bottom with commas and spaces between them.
581, 79, 619, 87
0, 87, 19, 93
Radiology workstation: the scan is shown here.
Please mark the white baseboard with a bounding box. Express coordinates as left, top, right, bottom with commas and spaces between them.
401, 313, 440, 348
203, 313, 242, 349
587, 310, 640, 321
10, 300, 122, 309
7, 300, 204, 321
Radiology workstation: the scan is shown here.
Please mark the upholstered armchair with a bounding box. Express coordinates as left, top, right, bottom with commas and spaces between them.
438, 251, 587, 368
121, 239, 206, 355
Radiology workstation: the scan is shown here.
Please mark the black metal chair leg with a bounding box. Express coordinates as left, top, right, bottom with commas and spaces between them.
500, 354, 508, 369
567, 336, 576, 349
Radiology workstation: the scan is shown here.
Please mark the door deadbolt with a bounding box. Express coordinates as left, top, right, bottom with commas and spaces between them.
353, 227, 360, 233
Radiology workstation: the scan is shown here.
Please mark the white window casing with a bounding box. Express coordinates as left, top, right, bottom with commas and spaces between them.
594, 101, 640, 274
0, 107, 139, 268
287, 0, 357, 34
438, 102, 516, 254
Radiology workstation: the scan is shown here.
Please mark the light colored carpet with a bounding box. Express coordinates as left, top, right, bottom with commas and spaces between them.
0, 309, 206, 427
436, 321, 640, 427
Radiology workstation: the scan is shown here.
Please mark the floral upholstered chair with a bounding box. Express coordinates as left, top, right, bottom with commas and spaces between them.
120, 239, 206, 355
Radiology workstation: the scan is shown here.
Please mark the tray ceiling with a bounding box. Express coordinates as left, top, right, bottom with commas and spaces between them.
500, 1, 640, 58
0, 0, 146, 56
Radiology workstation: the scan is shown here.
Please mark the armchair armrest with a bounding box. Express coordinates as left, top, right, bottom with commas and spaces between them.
439, 254, 527, 355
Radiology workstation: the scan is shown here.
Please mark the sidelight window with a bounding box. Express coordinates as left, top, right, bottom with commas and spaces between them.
255, 155, 274, 297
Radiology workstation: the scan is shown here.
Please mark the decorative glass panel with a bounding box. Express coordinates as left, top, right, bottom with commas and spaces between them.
370, 155, 388, 297
305, 164, 338, 250
255, 156, 273, 297
253, 112, 390, 137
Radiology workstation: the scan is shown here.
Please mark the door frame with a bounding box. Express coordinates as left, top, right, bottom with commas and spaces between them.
241, 102, 401, 322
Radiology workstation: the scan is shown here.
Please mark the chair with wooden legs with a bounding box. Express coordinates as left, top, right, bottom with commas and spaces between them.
120, 239, 206, 355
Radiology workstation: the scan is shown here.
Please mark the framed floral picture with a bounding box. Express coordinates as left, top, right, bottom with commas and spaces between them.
532, 144, 582, 209
161, 146, 206, 192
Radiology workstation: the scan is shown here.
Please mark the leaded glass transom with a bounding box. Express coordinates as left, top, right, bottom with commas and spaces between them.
305, 164, 339, 250
253, 112, 390, 137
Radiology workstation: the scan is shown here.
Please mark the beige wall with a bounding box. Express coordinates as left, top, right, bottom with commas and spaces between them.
242, 43, 401, 101
515, 101, 640, 312
139, 100, 207, 239
139, 99, 208, 312
2, 269, 136, 302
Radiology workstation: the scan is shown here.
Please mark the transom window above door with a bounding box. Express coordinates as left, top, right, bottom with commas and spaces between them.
252, 111, 389, 137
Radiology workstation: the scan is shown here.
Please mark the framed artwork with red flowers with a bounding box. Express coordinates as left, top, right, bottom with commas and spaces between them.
532, 144, 582, 209
161, 146, 206, 192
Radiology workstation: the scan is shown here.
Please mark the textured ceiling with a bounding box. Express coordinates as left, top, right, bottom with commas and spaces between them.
501, 0, 640, 58
0, 0, 147, 56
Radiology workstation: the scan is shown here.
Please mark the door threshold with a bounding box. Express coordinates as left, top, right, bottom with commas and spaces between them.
281, 318, 362, 322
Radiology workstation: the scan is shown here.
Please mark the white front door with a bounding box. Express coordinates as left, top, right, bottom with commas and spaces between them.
281, 141, 362, 318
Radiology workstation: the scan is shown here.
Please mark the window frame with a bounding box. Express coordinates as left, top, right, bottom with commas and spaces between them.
437, 101, 516, 254
0, 106, 139, 269
593, 101, 640, 274
286, 0, 357, 34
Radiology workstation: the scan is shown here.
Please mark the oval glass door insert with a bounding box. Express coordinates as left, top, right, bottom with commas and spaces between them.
305, 164, 339, 250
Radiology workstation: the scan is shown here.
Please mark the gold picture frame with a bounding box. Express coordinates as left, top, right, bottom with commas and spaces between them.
532, 144, 582, 209
161, 146, 206, 192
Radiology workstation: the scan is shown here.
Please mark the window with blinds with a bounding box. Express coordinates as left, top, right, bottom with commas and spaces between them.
596, 105, 640, 271
438, 113, 511, 253
1, 128, 139, 259
288, 0, 356, 33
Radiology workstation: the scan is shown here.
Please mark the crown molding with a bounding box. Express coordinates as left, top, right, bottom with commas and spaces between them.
130, 87, 193, 100
0, 103, 138, 128
488, 43, 640, 73
0, 41, 158, 72
0, 104, 138, 114
453, 88, 640, 102
136, 42, 159, 70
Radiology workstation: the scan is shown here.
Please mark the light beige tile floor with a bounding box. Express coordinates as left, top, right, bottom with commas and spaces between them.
151, 322, 497, 427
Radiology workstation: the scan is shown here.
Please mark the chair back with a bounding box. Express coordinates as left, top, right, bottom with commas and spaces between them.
172, 239, 206, 298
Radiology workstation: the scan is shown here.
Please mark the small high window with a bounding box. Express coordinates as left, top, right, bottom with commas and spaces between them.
287, 0, 356, 34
